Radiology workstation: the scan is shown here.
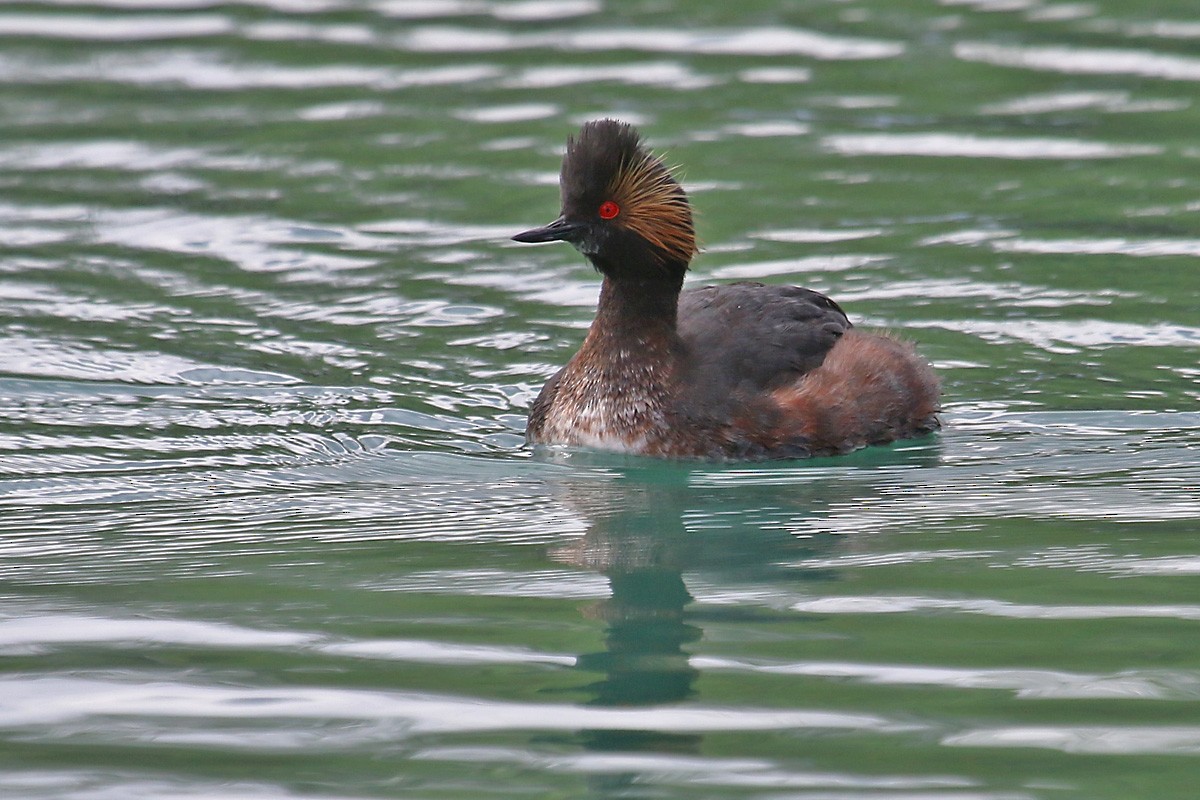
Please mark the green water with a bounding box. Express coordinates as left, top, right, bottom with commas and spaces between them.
1, 1, 1198, 798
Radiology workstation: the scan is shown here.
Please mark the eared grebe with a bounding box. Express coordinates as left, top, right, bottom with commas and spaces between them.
513, 119, 940, 460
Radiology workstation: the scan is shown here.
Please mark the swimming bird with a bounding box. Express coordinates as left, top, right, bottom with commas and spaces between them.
513, 119, 939, 460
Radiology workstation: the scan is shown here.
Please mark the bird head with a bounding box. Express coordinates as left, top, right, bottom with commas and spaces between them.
513, 119, 697, 280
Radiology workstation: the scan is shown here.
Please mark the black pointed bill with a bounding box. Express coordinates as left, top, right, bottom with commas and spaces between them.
512, 216, 584, 244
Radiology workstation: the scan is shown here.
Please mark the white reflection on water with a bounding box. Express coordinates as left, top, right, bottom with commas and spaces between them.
980, 90, 1189, 114
822, 277, 1124, 307
418, 746, 983, 792
907, 318, 1200, 350
1024, 550, 1200, 577
489, 0, 601, 22
752, 227, 886, 243
991, 237, 1200, 257
0, 335, 298, 385
1116, 20, 1200, 40
404, 25, 905, 59
738, 66, 812, 83
0, 141, 218, 171
956, 41, 1200, 81
708, 254, 888, 279
322, 639, 576, 666
245, 20, 377, 45
90, 207, 380, 276
787, 595, 1200, 621
926, 228, 1200, 258
945, 725, 1200, 755
0, 676, 916, 734
375, 0, 600, 22
506, 61, 716, 89
694, 656, 1199, 700
0, 50, 502, 90
11, 0, 341, 9
0, 284, 169, 324
823, 132, 1161, 159
0, 615, 314, 652
0, 611, 577, 666
0, 13, 232, 40
922, 229, 1200, 258
0, 772, 357, 800
454, 103, 558, 123
297, 100, 385, 121
721, 120, 812, 138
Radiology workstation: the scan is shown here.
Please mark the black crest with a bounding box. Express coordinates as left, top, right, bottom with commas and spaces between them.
559, 119, 645, 212
557, 119, 696, 267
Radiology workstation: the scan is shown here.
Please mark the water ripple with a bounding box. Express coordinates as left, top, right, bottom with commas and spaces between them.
956, 41, 1200, 81
1, 3, 1197, 795
418, 746, 987, 794
91, 207, 380, 276
752, 227, 886, 243
787, 595, 1200, 621
0, 675, 915, 735
403, 25, 905, 59
0, 336, 298, 384
0, 614, 312, 653
0, 772, 345, 800
945, 725, 1200, 755
694, 656, 1200, 700
925, 228, 1200, 257
980, 90, 1189, 115
0, 50, 502, 90
375, 0, 600, 22
0, 13, 232, 40
709, 254, 888, 279
907, 319, 1200, 350
823, 132, 1161, 159
505, 61, 716, 90
1111, 19, 1200, 40
0, 610, 577, 666
992, 236, 1200, 257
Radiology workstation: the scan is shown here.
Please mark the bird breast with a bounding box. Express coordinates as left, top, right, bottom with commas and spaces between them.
536, 349, 673, 454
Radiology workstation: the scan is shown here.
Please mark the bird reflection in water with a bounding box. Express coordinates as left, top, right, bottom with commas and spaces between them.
539, 447, 937, 761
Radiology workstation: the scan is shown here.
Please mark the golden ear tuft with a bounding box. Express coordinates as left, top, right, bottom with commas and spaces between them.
607, 151, 697, 265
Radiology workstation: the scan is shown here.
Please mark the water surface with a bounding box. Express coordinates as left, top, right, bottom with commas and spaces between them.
1, 1, 1198, 798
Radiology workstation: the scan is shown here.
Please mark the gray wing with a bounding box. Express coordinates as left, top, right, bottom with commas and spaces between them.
676, 281, 851, 393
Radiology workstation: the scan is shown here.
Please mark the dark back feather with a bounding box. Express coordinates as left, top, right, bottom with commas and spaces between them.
677, 281, 851, 393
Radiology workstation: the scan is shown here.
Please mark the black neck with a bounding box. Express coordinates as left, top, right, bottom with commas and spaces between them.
592, 274, 684, 335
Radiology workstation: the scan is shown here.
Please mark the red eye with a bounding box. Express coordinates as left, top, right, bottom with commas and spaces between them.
598, 201, 620, 220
